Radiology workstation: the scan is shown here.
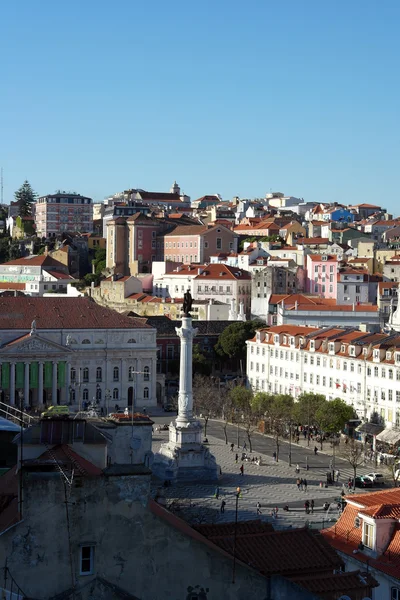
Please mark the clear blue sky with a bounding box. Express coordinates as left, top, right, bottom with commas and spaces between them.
1, 0, 399, 211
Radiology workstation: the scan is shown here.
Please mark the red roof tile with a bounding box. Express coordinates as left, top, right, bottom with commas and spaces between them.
2, 255, 64, 268
0, 297, 151, 330
195, 524, 342, 577
27, 444, 103, 476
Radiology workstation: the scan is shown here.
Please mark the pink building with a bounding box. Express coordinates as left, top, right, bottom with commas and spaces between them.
158, 223, 237, 264
35, 193, 93, 237
306, 254, 338, 298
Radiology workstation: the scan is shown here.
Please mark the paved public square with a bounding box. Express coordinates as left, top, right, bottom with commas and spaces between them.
151, 424, 348, 530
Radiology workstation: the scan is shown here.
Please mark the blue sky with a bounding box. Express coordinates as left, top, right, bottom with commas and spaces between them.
1, 0, 399, 211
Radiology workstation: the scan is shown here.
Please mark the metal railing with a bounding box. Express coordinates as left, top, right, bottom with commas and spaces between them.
0, 402, 38, 427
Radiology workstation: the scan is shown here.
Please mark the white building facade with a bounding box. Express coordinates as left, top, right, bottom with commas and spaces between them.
0, 297, 157, 412
246, 324, 400, 429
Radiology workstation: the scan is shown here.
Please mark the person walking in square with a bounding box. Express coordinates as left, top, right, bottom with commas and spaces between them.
303, 478, 308, 492
243, 441, 247, 451
296, 477, 301, 490
310, 499, 314, 513
300, 477, 304, 490
240, 464, 244, 476
235, 453, 238, 464
230, 442, 234, 452
220, 500, 226, 513
256, 502, 262, 515
214, 486, 219, 499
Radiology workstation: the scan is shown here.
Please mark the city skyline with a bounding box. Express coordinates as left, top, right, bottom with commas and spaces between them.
1, 1, 399, 211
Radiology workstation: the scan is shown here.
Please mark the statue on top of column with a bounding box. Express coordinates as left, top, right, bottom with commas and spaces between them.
30, 320, 37, 336
182, 289, 193, 317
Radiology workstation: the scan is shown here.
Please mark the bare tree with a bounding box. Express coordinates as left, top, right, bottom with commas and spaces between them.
193, 374, 220, 438
220, 385, 233, 445
340, 439, 365, 489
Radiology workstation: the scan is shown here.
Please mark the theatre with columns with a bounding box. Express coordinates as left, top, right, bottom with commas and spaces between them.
0, 297, 159, 412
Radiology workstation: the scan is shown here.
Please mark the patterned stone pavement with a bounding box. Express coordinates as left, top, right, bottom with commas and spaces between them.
151, 431, 345, 530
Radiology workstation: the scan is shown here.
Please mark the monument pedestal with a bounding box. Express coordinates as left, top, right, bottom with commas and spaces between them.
152, 314, 218, 482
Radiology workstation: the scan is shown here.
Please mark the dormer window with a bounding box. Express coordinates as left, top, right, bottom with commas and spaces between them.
310, 341, 315, 351
363, 348, 368, 356
274, 335, 280, 344
341, 344, 345, 353
387, 351, 392, 360
283, 336, 287, 344
329, 343, 335, 354
373, 349, 380, 361
363, 522, 374, 549
349, 346, 356, 357
290, 336, 295, 346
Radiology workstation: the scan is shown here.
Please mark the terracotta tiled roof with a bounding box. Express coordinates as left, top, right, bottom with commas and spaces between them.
164, 225, 208, 236
26, 444, 103, 476
349, 487, 400, 508
43, 270, 74, 280
291, 571, 378, 595
194, 264, 251, 280
2, 255, 65, 268
196, 523, 342, 577
0, 297, 151, 330
297, 238, 329, 245
0, 282, 26, 290
308, 254, 338, 262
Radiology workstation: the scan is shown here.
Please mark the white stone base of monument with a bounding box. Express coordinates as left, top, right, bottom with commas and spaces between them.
152, 420, 219, 482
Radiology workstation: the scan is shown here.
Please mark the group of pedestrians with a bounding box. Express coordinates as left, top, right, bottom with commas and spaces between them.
304, 499, 315, 514
296, 477, 308, 491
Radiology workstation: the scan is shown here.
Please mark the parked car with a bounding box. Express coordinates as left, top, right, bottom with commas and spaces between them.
41, 405, 69, 419
365, 472, 385, 485
350, 476, 374, 489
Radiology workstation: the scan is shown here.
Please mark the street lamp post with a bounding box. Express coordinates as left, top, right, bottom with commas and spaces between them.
105, 389, 111, 416
232, 487, 241, 584
288, 419, 292, 467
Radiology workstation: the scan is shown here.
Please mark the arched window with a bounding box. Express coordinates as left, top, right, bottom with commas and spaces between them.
144, 387, 149, 399
113, 388, 119, 400
127, 338, 136, 344
70, 368, 76, 382
144, 366, 150, 381
128, 366, 134, 381
113, 367, 119, 381
96, 367, 102, 382
96, 387, 102, 401
82, 339, 90, 345
83, 389, 89, 401
83, 368, 89, 382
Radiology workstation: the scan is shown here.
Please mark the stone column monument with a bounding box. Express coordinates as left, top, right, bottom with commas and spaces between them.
152, 290, 219, 482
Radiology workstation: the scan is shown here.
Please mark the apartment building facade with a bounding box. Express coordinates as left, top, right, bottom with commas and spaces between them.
305, 254, 338, 298
157, 224, 238, 264
35, 193, 93, 237
246, 324, 400, 429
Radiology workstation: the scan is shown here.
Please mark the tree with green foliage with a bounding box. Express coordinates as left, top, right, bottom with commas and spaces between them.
269, 394, 294, 461
229, 385, 256, 451
14, 180, 36, 217
315, 397, 355, 436
292, 392, 327, 426
92, 247, 107, 276
192, 344, 212, 376
215, 320, 265, 368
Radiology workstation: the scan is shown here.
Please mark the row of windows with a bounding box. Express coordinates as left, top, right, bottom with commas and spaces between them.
250, 346, 400, 377
70, 386, 150, 402
71, 366, 150, 383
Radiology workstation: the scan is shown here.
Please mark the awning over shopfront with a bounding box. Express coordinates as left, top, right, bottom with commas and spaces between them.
356, 422, 384, 437
376, 427, 400, 445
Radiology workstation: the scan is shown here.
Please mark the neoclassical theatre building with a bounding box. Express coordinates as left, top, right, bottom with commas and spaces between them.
0, 297, 158, 412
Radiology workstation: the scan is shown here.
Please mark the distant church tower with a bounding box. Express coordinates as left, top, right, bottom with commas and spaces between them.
170, 181, 181, 195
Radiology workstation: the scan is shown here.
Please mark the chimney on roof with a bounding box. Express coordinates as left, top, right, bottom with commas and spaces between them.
352, 302, 355, 311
